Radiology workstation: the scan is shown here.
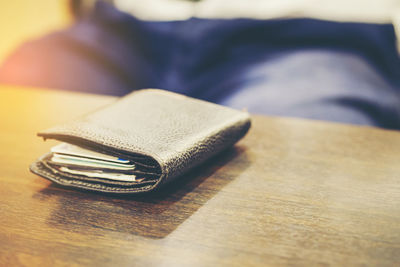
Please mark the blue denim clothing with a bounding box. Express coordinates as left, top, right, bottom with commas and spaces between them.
1, 2, 400, 129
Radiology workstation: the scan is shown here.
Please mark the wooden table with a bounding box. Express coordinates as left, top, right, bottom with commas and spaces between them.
1, 86, 399, 266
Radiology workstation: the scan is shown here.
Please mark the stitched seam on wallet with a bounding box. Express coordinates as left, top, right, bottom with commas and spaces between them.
32, 161, 155, 193
39, 130, 166, 171
38, 131, 169, 185
43, 159, 158, 186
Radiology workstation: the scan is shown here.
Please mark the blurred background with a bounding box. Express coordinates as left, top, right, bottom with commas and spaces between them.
1, 0, 400, 66
1, 0, 400, 129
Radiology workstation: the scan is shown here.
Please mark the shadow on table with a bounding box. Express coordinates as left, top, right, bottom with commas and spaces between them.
33, 145, 250, 239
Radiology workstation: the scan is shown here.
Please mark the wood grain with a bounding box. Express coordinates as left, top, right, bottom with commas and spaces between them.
0, 86, 399, 266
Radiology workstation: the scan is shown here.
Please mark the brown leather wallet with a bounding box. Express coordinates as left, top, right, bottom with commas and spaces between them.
30, 89, 251, 194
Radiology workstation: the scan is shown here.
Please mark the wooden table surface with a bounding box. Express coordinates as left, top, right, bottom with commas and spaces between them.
1, 86, 399, 266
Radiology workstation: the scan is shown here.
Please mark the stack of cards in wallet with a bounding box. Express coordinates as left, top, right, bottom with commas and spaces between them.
48, 143, 145, 182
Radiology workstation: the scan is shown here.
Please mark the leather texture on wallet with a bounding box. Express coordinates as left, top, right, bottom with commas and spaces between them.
30, 89, 251, 193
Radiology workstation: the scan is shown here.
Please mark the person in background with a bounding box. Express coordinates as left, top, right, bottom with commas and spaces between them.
1, 0, 400, 129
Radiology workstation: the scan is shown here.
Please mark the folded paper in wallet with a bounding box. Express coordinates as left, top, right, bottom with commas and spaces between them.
30, 89, 251, 194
